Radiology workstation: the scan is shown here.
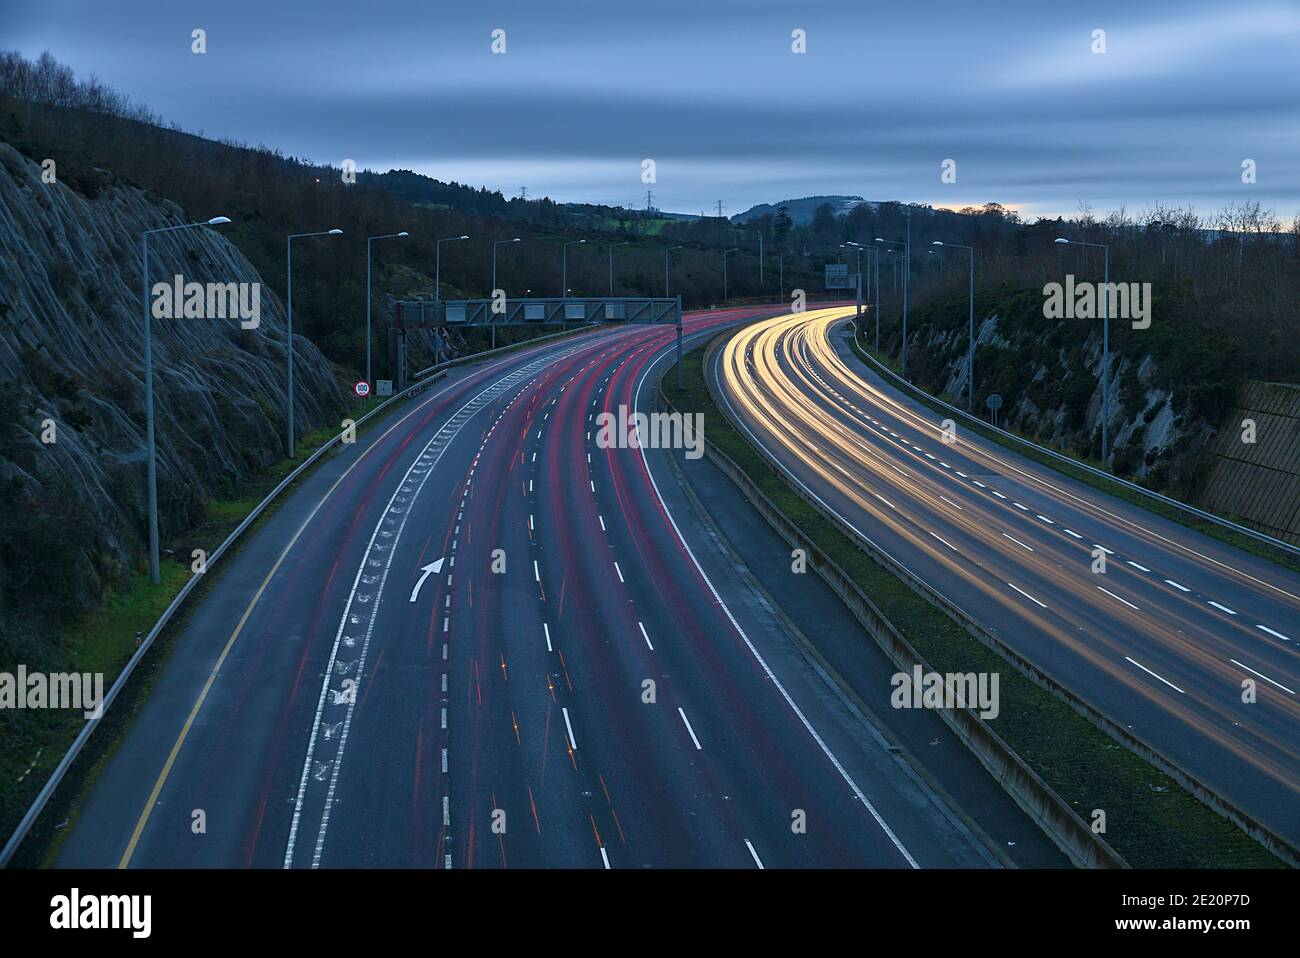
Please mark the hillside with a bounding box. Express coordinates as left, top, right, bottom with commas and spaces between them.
0, 142, 341, 649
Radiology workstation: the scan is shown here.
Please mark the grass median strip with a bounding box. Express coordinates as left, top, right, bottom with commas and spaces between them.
668, 329, 1280, 868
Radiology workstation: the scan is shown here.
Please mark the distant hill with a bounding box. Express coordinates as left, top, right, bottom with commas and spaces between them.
732, 195, 868, 225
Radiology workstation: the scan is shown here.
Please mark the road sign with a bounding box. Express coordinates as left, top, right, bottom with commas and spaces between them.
986, 393, 1002, 411
354, 381, 370, 398
376, 380, 393, 397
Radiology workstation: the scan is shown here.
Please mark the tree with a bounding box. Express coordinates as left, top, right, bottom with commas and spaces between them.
774, 206, 793, 241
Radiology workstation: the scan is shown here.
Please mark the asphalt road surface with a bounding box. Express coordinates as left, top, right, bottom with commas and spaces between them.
55, 306, 1035, 869
711, 307, 1300, 848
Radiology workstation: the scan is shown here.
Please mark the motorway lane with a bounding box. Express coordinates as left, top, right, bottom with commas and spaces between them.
55, 305, 1004, 869
712, 307, 1300, 846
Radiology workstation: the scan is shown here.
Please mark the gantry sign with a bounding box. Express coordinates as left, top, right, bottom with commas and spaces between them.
391, 296, 685, 390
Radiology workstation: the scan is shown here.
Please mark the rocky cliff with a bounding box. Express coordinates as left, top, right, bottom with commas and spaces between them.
0, 142, 342, 612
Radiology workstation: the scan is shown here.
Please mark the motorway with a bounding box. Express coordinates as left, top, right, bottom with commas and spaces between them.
53, 305, 1035, 869
712, 307, 1300, 847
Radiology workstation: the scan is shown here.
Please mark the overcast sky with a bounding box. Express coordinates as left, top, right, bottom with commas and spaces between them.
5, 0, 1298, 220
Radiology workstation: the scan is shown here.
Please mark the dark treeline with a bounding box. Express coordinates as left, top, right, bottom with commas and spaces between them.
3, 49, 1297, 441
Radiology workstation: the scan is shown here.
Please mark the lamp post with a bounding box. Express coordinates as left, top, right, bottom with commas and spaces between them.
492, 237, 520, 349
608, 241, 628, 296
286, 228, 343, 459
562, 239, 586, 297
931, 241, 976, 412
876, 236, 910, 377
366, 231, 408, 411
140, 215, 232, 584
435, 234, 469, 302
1056, 236, 1111, 464
723, 247, 738, 302
665, 246, 683, 298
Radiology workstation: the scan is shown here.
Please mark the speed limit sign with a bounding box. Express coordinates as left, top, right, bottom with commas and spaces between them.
354, 381, 371, 398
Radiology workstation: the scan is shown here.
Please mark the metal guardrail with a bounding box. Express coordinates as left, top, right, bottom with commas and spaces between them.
708, 327, 1300, 867
846, 320, 1300, 560
0, 321, 603, 867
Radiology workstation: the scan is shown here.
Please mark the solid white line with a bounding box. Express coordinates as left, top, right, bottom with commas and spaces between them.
745, 840, 765, 869
638, 621, 654, 650
1125, 656, 1186, 694
1208, 600, 1237, 615
1257, 624, 1293, 642
1007, 582, 1047, 608
939, 495, 962, 510
1097, 586, 1140, 611
678, 707, 702, 750
1001, 533, 1034, 552
1229, 659, 1295, 694
1165, 578, 1190, 592
561, 707, 577, 751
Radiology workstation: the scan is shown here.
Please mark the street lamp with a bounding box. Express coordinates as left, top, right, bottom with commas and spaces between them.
491, 238, 521, 348
366, 231, 408, 410
140, 215, 232, 584
562, 239, 586, 297
932, 241, 976, 412
608, 241, 629, 296
435, 234, 469, 302
287, 228, 343, 458
723, 247, 739, 302
665, 246, 683, 298
1056, 236, 1112, 464
876, 233, 911, 377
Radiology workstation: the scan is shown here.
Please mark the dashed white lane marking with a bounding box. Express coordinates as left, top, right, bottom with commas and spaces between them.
561, 706, 577, 751
543, 623, 553, 652
1064, 529, 1083, 539
1229, 659, 1295, 694
1093, 545, 1114, 555
600, 846, 611, 869
638, 621, 654, 650
1001, 533, 1034, 552
1012, 502, 1029, 511
677, 707, 703, 750
1097, 586, 1140, 611
992, 490, 1007, 499
939, 495, 962, 510
1165, 579, 1191, 592
1036, 515, 1054, 524
745, 840, 765, 869
1208, 600, 1237, 615
875, 493, 896, 509
1125, 656, 1186, 694
614, 561, 625, 583
1257, 625, 1293, 642
928, 531, 958, 551
534, 560, 541, 582
1007, 581, 1048, 608
598, 514, 606, 531
1126, 561, 1150, 572
442, 795, 451, 827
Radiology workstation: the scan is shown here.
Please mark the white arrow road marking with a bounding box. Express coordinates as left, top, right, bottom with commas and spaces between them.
409, 557, 445, 602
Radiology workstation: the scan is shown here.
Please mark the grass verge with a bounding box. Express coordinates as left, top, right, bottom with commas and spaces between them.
667, 330, 1281, 868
